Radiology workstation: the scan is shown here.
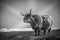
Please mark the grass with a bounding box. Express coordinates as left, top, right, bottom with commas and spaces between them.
0, 30, 60, 40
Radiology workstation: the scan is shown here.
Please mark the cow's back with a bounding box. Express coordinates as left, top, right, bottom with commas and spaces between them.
41, 15, 53, 30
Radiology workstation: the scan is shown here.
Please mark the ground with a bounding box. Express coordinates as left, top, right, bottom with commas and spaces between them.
0, 29, 60, 40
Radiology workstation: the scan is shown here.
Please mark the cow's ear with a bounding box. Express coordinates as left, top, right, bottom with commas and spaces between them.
20, 12, 25, 16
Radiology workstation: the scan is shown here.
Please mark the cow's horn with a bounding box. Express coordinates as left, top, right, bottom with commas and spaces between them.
20, 12, 25, 16
30, 9, 32, 15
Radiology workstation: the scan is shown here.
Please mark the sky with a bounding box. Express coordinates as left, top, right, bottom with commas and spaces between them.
0, 0, 60, 32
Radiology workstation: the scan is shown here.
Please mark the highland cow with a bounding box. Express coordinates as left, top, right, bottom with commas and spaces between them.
20, 9, 53, 36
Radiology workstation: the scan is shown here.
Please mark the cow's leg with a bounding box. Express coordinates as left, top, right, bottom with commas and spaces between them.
44, 30, 46, 35
48, 28, 51, 34
38, 29, 40, 36
35, 29, 38, 36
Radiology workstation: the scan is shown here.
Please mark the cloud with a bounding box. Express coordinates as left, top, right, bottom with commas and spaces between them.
0, 26, 59, 32
11, 21, 31, 28
38, 2, 56, 15
0, 28, 33, 32
4, 3, 21, 16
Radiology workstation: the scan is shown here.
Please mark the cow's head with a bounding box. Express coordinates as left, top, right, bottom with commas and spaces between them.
20, 9, 33, 23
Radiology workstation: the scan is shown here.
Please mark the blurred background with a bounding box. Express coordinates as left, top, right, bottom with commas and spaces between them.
0, 0, 60, 32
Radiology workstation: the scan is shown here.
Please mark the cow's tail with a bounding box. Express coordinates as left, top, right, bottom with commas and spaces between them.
47, 15, 53, 34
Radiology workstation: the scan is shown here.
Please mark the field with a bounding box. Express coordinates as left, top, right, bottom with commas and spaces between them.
0, 29, 60, 40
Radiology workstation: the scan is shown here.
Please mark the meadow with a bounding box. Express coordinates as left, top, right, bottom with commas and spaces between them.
0, 29, 60, 40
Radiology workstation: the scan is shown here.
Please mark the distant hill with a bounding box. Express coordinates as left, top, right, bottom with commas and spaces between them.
53, 29, 60, 31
